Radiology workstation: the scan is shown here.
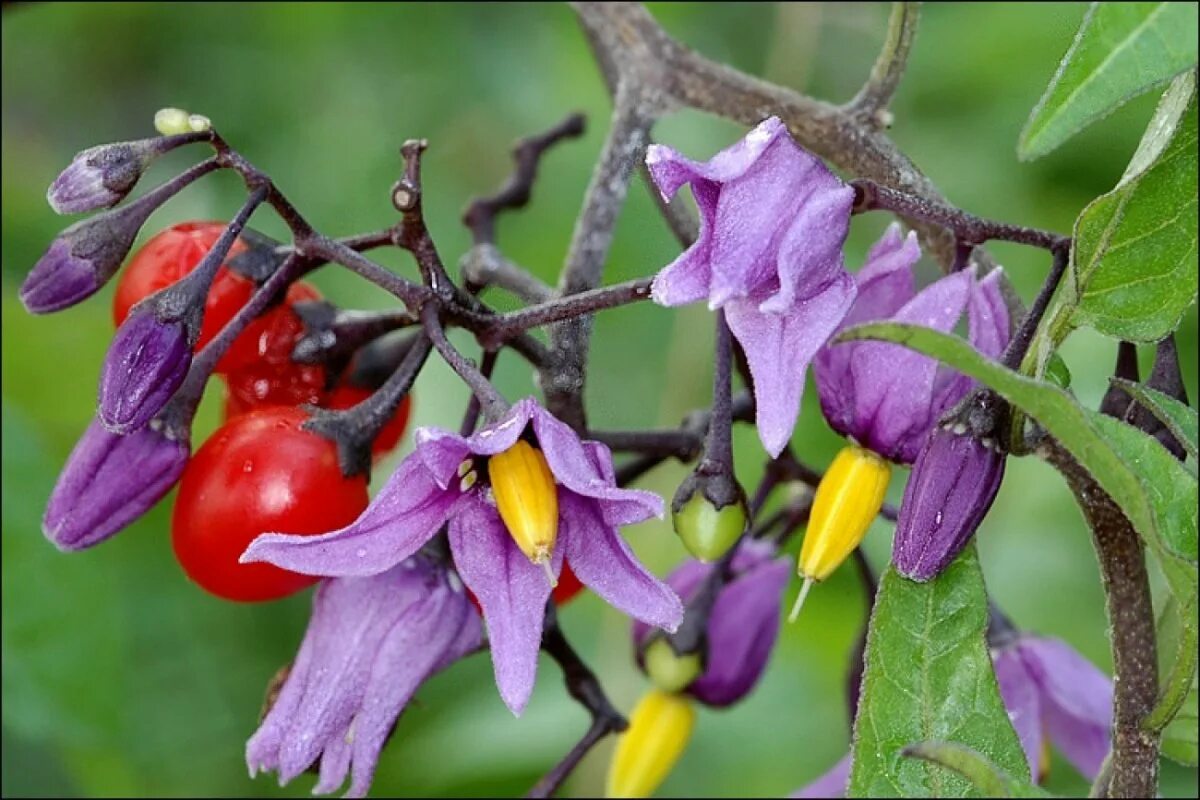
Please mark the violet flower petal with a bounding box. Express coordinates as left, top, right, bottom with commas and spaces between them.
448, 496, 559, 716
560, 492, 683, 632
43, 417, 188, 551
791, 753, 852, 798
242, 452, 455, 577
726, 272, 855, 457
993, 643, 1044, 780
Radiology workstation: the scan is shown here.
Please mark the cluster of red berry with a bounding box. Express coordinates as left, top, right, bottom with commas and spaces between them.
113, 222, 582, 605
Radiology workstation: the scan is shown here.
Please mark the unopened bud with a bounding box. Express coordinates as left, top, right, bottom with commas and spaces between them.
154, 107, 192, 136
643, 638, 703, 694
606, 689, 695, 798
670, 468, 747, 562
98, 307, 193, 433
490, 440, 559, 578
791, 445, 890, 622
47, 140, 159, 215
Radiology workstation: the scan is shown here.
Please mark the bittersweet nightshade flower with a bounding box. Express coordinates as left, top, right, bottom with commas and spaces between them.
633, 540, 790, 707
47, 138, 168, 215
790, 225, 1008, 616
244, 397, 683, 715
892, 423, 1006, 582
43, 416, 189, 551
247, 555, 481, 798
993, 634, 1113, 783
606, 688, 696, 799
646, 116, 856, 458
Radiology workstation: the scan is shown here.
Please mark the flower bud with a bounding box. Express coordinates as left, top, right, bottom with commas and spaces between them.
643, 638, 703, 694
43, 417, 189, 551
47, 139, 158, 215
489, 440, 559, 577
98, 306, 193, 433
791, 445, 890, 622
154, 107, 192, 136
892, 425, 1005, 581
670, 468, 748, 562
606, 689, 695, 799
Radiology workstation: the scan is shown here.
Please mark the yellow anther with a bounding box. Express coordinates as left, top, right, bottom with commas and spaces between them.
790, 445, 890, 622
606, 689, 696, 798
489, 440, 559, 579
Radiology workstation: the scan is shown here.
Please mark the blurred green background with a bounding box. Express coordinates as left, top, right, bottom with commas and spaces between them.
2, 3, 1196, 797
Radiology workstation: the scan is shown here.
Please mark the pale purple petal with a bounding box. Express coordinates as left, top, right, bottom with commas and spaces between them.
1018, 636, 1113, 780
560, 493, 683, 632
726, 272, 855, 458
242, 452, 455, 577
645, 117, 790, 197
759, 178, 855, 314
792, 753, 852, 798
931, 268, 1013, 418
993, 644, 1044, 780
448, 496, 558, 716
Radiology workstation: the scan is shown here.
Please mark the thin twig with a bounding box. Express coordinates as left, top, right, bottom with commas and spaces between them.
845, 2, 921, 128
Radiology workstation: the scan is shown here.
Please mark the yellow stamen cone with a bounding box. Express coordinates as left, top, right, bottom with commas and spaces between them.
607, 689, 696, 798
490, 440, 559, 578
792, 445, 890, 620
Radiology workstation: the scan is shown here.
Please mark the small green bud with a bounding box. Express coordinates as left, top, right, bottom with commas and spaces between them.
671, 487, 747, 562
643, 638, 703, 694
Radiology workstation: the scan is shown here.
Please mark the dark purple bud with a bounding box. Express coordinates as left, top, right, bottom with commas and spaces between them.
1134, 335, 1189, 460
43, 417, 189, 551
47, 139, 157, 215
98, 306, 193, 433
892, 425, 1006, 582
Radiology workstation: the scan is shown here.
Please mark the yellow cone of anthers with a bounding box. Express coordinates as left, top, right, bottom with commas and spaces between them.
790, 445, 890, 622
606, 689, 696, 798
489, 440, 559, 584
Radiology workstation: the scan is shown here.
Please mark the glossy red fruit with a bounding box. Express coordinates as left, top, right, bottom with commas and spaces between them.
217, 281, 322, 374
113, 221, 251, 351
172, 406, 368, 602
222, 363, 327, 419
324, 386, 414, 459
553, 563, 584, 605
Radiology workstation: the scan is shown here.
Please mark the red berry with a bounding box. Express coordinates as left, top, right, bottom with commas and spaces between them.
113, 221, 252, 351
553, 563, 585, 605
171, 406, 368, 602
217, 281, 322, 374
324, 386, 413, 459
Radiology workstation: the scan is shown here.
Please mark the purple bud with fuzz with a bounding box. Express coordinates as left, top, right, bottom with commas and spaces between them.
892, 424, 1006, 581
47, 139, 161, 215
98, 306, 194, 433
43, 417, 189, 551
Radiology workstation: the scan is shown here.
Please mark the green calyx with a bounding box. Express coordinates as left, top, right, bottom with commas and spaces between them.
644, 637, 703, 694
672, 491, 747, 562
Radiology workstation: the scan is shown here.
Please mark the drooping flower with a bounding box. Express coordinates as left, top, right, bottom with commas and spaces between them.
633, 539, 790, 707
789, 634, 1112, 796
646, 116, 857, 458
790, 225, 1008, 617
43, 416, 189, 551
992, 634, 1113, 782
247, 555, 481, 798
243, 397, 684, 715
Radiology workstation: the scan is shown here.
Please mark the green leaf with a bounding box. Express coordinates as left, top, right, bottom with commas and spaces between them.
1018, 2, 1198, 160
901, 742, 1051, 798
1066, 72, 1199, 341
1161, 678, 1199, 766
848, 548, 1030, 797
834, 323, 1198, 604
1148, 594, 1199, 735
1109, 377, 1199, 462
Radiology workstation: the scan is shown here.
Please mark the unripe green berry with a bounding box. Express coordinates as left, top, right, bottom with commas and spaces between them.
644, 638, 703, 694
672, 490, 747, 562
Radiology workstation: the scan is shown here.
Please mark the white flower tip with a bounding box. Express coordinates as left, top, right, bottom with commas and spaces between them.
788, 576, 815, 624
540, 558, 558, 588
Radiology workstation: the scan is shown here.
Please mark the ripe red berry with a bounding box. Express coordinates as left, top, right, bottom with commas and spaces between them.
171, 406, 368, 602
113, 221, 252, 351
324, 386, 413, 459
217, 281, 322, 374
553, 563, 584, 605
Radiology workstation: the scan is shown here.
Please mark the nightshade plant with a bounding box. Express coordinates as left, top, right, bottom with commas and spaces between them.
17, 3, 1199, 799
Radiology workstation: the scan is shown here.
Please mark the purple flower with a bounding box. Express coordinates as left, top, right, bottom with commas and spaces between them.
646, 117, 856, 458
790, 634, 1112, 796
247, 556, 481, 797
813, 224, 1009, 465
892, 426, 1006, 581
633, 540, 790, 707
993, 634, 1112, 782
98, 306, 192, 434
46, 140, 157, 215
243, 397, 683, 715
43, 417, 189, 551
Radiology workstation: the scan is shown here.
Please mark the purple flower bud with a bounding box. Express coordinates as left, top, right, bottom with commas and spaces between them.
633, 540, 790, 707
892, 424, 1006, 582
47, 140, 157, 215
43, 417, 189, 551
98, 306, 193, 434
